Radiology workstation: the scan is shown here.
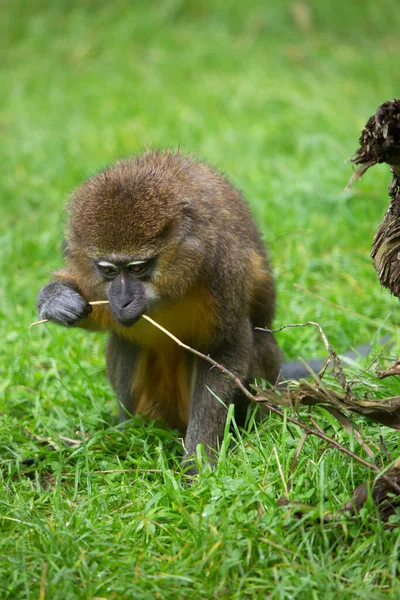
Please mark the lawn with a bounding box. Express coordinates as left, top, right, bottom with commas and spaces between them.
1, 0, 400, 598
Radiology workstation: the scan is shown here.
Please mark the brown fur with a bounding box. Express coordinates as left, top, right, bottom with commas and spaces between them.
133, 347, 191, 430
39, 150, 280, 467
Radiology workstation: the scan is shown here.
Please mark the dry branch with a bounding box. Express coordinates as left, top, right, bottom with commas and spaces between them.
258, 322, 400, 429
377, 358, 400, 380
259, 381, 400, 429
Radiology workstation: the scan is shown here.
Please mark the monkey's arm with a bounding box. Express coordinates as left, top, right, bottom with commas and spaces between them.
106, 333, 139, 423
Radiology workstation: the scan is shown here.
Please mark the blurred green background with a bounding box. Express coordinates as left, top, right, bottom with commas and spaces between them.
3, 0, 400, 357
2, 1, 400, 598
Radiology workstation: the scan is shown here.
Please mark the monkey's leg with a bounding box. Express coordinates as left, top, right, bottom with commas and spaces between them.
183, 325, 252, 472
106, 333, 139, 423
250, 329, 281, 384
230, 330, 281, 427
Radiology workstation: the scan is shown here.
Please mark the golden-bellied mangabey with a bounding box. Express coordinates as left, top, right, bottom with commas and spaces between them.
36, 151, 280, 473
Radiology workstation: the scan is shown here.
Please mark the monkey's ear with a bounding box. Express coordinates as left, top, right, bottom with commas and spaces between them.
182, 199, 198, 218
156, 202, 198, 241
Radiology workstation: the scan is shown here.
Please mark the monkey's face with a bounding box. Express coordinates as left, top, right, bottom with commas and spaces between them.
95, 257, 159, 327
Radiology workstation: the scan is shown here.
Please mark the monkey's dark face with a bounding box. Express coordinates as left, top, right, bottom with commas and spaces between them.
96, 257, 159, 327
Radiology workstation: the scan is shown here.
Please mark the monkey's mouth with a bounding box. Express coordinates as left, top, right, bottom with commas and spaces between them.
115, 312, 143, 327
108, 298, 147, 328
112, 304, 147, 327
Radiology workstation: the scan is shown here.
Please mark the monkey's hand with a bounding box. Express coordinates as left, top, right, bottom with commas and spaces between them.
36, 281, 92, 326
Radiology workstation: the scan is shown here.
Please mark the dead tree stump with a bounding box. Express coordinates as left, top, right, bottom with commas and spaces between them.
351, 99, 400, 295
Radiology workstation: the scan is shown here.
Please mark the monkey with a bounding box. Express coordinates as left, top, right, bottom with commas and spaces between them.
36, 150, 384, 473
36, 150, 282, 472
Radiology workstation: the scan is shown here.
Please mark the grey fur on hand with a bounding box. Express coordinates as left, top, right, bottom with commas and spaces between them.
36, 281, 92, 326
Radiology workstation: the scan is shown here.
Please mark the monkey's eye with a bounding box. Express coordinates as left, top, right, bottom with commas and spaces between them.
97, 262, 119, 278
127, 261, 146, 275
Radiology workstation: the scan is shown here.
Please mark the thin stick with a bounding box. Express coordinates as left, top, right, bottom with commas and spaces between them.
258, 321, 349, 392
30, 300, 110, 327
30, 319, 49, 327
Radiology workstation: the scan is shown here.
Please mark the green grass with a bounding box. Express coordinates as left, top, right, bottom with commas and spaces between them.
2, 0, 400, 597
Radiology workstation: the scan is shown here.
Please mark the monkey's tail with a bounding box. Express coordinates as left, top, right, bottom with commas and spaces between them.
280, 338, 391, 381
